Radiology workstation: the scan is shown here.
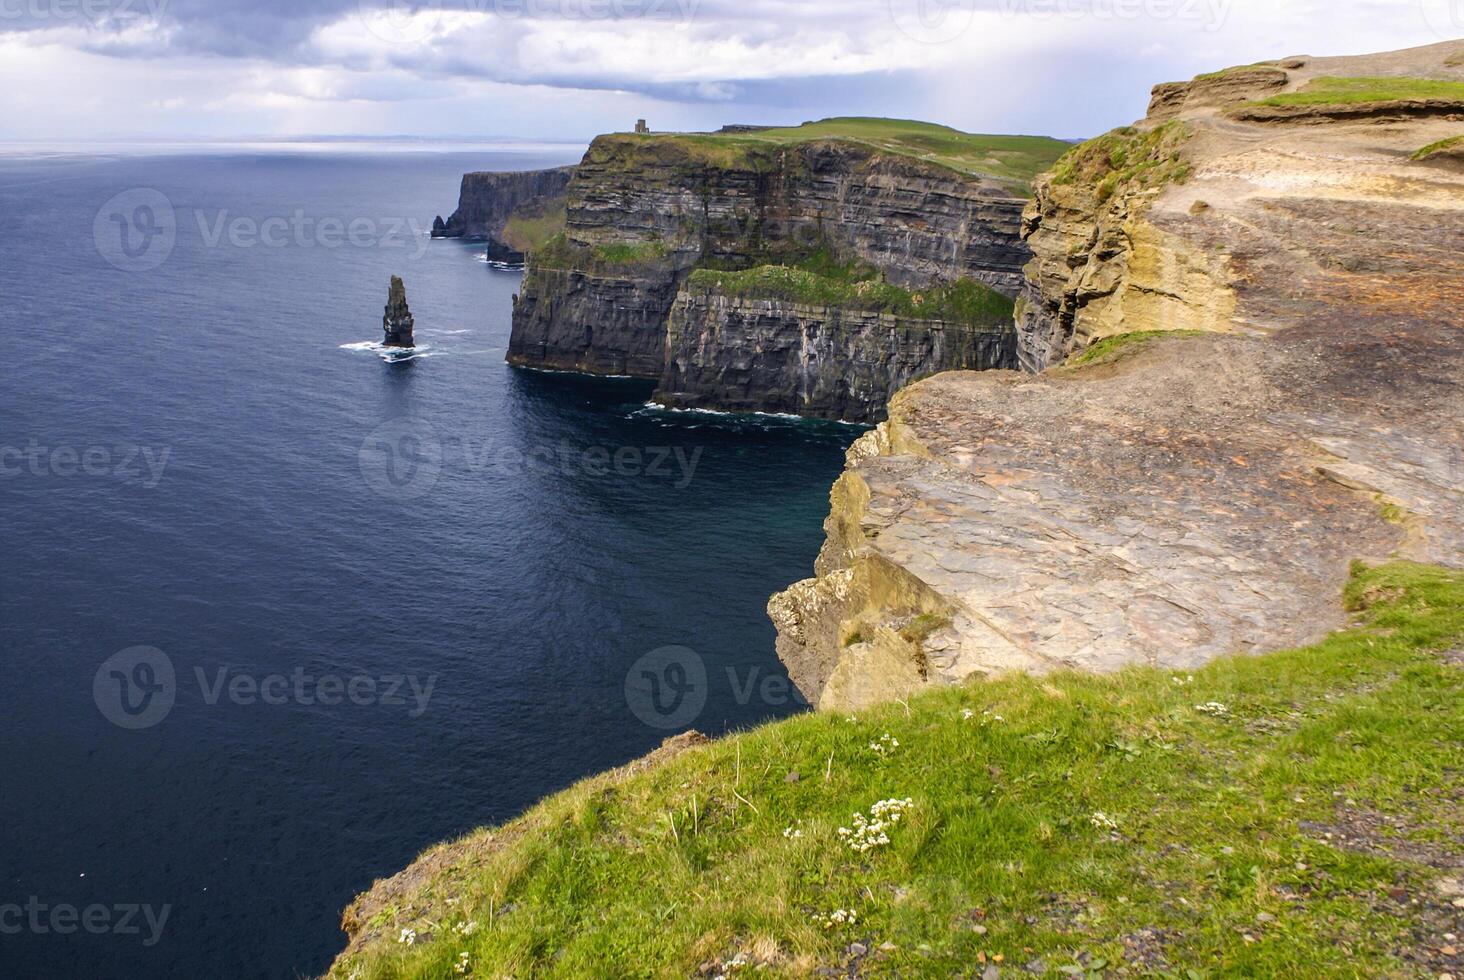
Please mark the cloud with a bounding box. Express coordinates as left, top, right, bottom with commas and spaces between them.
0, 0, 1456, 140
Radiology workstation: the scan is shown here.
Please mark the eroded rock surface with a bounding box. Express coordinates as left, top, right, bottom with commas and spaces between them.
774, 41, 1464, 710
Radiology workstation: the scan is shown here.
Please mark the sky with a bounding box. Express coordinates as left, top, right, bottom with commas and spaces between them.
0, 0, 1459, 142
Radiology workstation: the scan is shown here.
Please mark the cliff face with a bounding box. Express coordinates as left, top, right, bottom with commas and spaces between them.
775, 40, 1464, 710
508, 259, 681, 377
659, 291, 1015, 422
507, 132, 1033, 420
434, 166, 574, 260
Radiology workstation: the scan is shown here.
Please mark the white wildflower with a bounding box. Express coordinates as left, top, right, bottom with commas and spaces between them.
840, 798, 914, 852
397, 927, 417, 945
1195, 702, 1229, 716
812, 908, 859, 929
1090, 811, 1119, 830
783, 821, 803, 839
454, 951, 471, 975
962, 708, 976, 720
453, 920, 479, 936
869, 732, 900, 756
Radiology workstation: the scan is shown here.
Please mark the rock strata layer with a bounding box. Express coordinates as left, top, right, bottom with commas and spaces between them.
774, 40, 1464, 710
659, 291, 1015, 421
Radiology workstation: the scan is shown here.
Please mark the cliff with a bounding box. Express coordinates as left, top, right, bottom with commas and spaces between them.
774, 40, 1464, 710
507, 120, 1069, 421
433, 166, 574, 262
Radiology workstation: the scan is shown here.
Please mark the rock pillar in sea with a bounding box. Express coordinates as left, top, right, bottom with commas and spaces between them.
382, 275, 415, 348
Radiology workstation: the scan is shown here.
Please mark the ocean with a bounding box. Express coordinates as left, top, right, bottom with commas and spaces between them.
0, 145, 860, 978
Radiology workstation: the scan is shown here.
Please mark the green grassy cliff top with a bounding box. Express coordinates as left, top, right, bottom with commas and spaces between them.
1248, 75, 1464, 107
331, 560, 1464, 979
594, 117, 1071, 196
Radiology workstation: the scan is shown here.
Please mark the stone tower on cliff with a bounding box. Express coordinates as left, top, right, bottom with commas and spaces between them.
382, 275, 415, 348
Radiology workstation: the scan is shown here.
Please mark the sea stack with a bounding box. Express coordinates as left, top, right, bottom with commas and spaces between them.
382, 275, 415, 348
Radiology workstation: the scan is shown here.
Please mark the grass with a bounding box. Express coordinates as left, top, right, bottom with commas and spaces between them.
1413, 135, 1464, 161
1065, 330, 1207, 367
596, 118, 1071, 197
1193, 63, 1284, 81
1048, 122, 1193, 205
1248, 75, 1464, 107
331, 560, 1464, 979
500, 202, 566, 255
685, 260, 1015, 327
530, 233, 670, 272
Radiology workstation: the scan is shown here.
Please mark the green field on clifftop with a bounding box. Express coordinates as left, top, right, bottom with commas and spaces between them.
330, 561, 1464, 979
1250, 75, 1464, 107
610, 118, 1071, 196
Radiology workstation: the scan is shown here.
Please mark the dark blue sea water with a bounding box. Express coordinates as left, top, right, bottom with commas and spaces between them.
0, 147, 860, 978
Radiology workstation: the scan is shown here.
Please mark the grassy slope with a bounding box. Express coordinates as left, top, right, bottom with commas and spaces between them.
1048, 122, 1193, 205
1251, 76, 1464, 107
1063, 330, 1207, 368
1414, 135, 1464, 160
617, 118, 1071, 196
332, 561, 1464, 979
685, 250, 1015, 327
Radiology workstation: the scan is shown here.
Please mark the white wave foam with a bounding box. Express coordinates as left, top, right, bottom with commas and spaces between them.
339, 340, 443, 362
638, 401, 865, 426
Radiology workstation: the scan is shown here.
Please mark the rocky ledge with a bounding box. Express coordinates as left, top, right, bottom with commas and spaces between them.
773, 40, 1464, 710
